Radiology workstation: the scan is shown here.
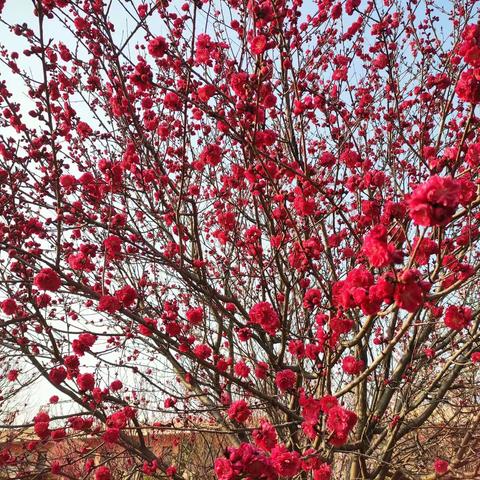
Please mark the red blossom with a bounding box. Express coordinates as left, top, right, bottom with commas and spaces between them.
275, 369, 297, 392
459, 24, 480, 67
33, 268, 61, 291
270, 445, 301, 477
104, 235, 123, 261
186, 307, 203, 325
72, 333, 97, 356
110, 379, 123, 391
325, 406, 357, 446
434, 458, 449, 475
303, 288, 322, 309
249, 302, 280, 335
115, 285, 137, 307
253, 420, 277, 451
148, 36, 168, 57
234, 360, 250, 377
98, 295, 121, 314
195, 34, 214, 64
393, 269, 428, 313
49, 367, 67, 385
408, 176, 463, 226
362, 225, 400, 268
250, 35, 267, 55
214, 458, 235, 480
193, 343, 212, 360
313, 464, 332, 480
77, 121, 92, 138
1, 298, 17, 315
77, 372, 95, 392
456, 68, 480, 103
342, 356, 365, 375
227, 400, 251, 423
471, 352, 480, 363
199, 143, 223, 167
163, 92, 183, 111
68, 252, 94, 272
444, 305, 472, 331
95, 466, 111, 480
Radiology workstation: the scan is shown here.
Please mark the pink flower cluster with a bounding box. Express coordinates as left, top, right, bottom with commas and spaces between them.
456, 24, 480, 103
299, 391, 357, 446
333, 266, 430, 315
362, 225, 402, 268
444, 305, 472, 331
249, 301, 280, 335
214, 442, 332, 480
407, 176, 468, 227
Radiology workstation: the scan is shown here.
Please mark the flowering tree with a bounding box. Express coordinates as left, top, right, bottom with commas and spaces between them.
0, 0, 479, 478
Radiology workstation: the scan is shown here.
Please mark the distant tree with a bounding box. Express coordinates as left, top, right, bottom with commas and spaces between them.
0, 0, 479, 478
